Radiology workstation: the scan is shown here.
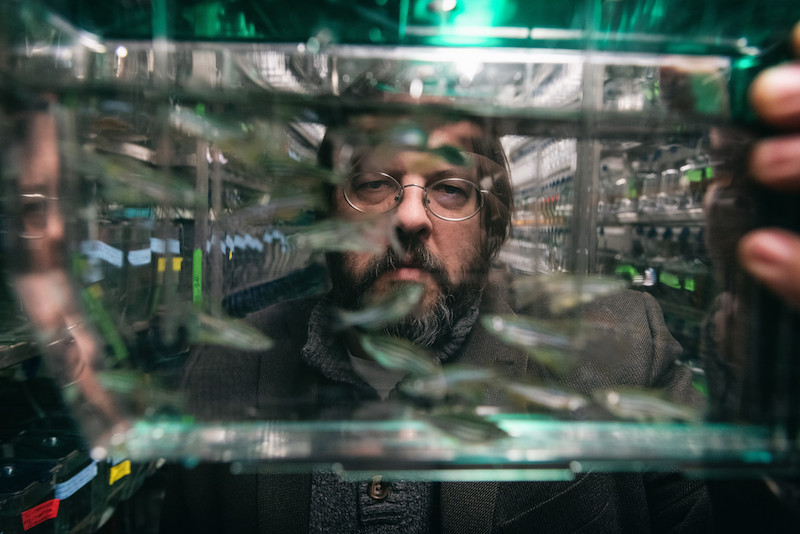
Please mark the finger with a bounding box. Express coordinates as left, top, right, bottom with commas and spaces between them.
749, 63, 800, 129
738, 228, 800, 309
749, 22, 800, 129
794, 21, 800, 56
749, 134, 800, 189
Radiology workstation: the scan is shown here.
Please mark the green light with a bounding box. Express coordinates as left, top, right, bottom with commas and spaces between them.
686, 169, 703, 183
685, 278, 695, 292
660, 271, 681, 289
409, 0, 519, 46
614, 264, 639, 279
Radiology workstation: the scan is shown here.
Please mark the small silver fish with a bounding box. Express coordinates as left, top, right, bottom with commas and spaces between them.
592, 387, 703, 423
674, 358, 706, 376
222, 262, 330, 318
500, 381, 588, 412
169, 107, 249, 144
674, 359, 709, 398
358, 333, 439, 376
288, 215, 402, 255
216, 194, 328, 229
334, 283, 425, 331
399, 364, 496, 401
75, 151, 201, 207
95, 370, 183, 407
94, 369, 144, 394
480, 314, 579, 374
511, 274, 629, 314
193, 312, 274, 352
421, 407, 508, 442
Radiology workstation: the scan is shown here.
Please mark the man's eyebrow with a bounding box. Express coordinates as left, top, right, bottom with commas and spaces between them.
426, 167, 478, 183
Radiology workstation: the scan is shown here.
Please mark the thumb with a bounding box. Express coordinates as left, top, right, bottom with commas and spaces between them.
738, 228, 800, 308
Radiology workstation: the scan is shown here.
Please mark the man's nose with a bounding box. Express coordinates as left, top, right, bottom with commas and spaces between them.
395, 183, 433, 238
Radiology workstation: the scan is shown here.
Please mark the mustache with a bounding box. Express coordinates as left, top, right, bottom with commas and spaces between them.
365, 240, 452, 293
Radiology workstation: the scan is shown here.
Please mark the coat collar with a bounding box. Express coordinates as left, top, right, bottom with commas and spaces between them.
257, 280, 527, 531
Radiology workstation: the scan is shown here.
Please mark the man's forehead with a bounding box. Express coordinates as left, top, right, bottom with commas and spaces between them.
358, 149, 467, 178
427, 121, 486, 150
335, 116, 486, 152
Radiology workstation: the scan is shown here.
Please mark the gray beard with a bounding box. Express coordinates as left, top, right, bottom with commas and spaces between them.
327, 241, 488, 349
383, 289, 455, 348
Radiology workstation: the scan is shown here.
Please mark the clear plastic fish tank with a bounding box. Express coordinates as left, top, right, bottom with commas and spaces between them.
2, 1, 800, 526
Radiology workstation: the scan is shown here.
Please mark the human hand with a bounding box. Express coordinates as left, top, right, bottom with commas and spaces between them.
737, 22, 800, 308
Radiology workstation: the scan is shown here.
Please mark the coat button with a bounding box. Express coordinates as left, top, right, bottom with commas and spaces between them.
367, 475, 390, 500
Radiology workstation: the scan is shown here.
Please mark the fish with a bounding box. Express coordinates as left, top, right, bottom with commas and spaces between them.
398, 364, 496, 401
221, 153, 342, 205
334, 283, 425, 331
499, 381, 588, 412
214, 195, 327, 230
95, 370, 183, 408
428, 145, 471, 167
254, 155, 342, 187
511, 274, 629, 314
191, 311, 274, 352
222, 262, 330, 318
168, 106, 249, 144
421, 407, 508, 442
674, 358, 706, 376
591, 387, 704, 423
358, 333, 439, 377
480, 314, 580, 374
674, 359, 709, 398
168, 107, 343, 207
481, 313, 626, 375
287, 215, 402, 255
73, 151, 201, 207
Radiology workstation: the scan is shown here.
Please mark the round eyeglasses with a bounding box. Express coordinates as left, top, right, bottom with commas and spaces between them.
343, 173, 488, 221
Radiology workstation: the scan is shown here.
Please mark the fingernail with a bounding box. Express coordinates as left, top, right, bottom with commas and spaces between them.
751, 65, 800, 121
742, 231, 794, 269
750, 136, 800, 181
759, 64, 800, 100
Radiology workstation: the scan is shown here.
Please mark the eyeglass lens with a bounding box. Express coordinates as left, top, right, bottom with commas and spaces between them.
345, 173, 482, 220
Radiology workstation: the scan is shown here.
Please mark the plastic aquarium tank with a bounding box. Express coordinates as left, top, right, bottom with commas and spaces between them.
1, 0, 799, 480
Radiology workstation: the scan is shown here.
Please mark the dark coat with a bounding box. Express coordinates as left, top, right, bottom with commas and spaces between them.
160, 287, 713, 533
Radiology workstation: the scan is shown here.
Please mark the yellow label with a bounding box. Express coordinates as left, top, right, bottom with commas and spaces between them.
88, 284, 103, 298
109, 460, 131, 485
158, 258, 183, 272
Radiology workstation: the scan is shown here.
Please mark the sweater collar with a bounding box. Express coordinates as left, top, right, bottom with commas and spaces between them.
300, 290, 484, 387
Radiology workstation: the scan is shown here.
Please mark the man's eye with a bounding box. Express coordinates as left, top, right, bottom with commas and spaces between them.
348, 174, 400, 207
360, 180, 391, 190
432, 182, 469, 198
355, 179, 394, 193
442, 184, 468, 196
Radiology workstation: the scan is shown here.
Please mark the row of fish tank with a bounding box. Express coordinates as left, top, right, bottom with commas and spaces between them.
2, 5, 800, 519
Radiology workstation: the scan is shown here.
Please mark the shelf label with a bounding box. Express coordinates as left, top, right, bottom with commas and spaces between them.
22, 499, 59, 531
55, 461, 98, 500
151, 237, 180, 255
81, 240, 124, 267
109, 460, 131, 485
128, 247, 152, 266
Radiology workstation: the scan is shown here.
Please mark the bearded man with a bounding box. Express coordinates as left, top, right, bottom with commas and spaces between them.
160, 116, 712, 533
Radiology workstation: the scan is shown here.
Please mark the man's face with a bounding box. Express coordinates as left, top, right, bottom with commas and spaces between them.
328, 120, 493, 345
